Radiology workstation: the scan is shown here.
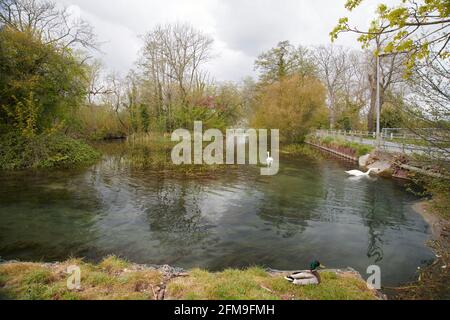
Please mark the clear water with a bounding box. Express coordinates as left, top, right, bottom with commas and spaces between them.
0, 144, 435, 286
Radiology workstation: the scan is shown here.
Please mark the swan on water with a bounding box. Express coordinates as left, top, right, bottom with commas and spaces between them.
345, 168, 379, 177
266, 152, 274, 167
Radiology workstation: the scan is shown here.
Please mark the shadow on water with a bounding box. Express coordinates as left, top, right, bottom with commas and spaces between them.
0, 142, 435, 286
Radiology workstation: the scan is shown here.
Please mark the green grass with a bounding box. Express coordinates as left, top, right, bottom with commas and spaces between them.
166, 267, 378, 300
308, 136, 374, 157
281, 144, 325, 160
0, 256, 161, 300
0, 258, 379, 300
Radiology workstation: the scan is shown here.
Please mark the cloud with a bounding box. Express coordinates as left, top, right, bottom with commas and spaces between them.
54, 0, 380, 81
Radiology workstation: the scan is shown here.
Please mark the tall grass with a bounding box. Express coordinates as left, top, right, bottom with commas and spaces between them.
73, 105, 129, 140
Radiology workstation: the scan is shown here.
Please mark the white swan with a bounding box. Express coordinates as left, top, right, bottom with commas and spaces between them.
266, 152, 274, 167
346, 168, 379, 177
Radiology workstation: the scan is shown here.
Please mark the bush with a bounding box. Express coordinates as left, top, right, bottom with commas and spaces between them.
251, 75, 329, 143
0, 132, 101, 170
0, 28, 88, 133
410, 173, 450, 220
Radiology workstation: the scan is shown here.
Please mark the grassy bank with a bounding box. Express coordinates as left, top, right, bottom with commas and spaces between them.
413, 174, 450, 221
298, 139, 450, 299
166, 268, 378, 300
307, 135, 374, 157
0, 257, 379, 300
0, 132, 100, 170
0, 257, 161, 300
281, 143, 326, 160
390, 202, 450, 300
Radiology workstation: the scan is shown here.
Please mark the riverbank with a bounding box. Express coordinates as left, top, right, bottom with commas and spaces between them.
0, 132, 100, 170
389, 201, 450, 300
0, 256, 380, 300
303, 138, 450, 299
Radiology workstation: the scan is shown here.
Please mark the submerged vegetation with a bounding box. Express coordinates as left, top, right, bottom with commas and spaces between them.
121, 135, 239, 177
0, 257, 378, 300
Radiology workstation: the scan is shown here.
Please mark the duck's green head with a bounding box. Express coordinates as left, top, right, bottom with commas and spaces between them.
310, 260, 325, 271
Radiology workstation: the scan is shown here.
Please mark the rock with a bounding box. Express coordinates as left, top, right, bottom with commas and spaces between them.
359, 154, 371, 167
368, 160, 392, 177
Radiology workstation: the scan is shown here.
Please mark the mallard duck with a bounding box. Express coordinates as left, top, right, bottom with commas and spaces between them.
285, 260, 325, 286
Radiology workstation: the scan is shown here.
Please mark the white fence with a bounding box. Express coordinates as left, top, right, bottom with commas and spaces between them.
314, 129, 449, 160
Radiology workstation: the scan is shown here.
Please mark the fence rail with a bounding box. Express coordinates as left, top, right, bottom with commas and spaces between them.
313, 129, 449, 160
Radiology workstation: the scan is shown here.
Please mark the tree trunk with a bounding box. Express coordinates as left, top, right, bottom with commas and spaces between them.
368, 73, 376, 133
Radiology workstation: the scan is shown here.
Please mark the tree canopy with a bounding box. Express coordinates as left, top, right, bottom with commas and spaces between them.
254, 41, 317, 83
331, 0, 450, 74
0, 27, 88, 135
252, 74, 328, 143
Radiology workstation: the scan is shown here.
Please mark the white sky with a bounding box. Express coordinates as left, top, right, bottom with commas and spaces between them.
56, 0, 383, 81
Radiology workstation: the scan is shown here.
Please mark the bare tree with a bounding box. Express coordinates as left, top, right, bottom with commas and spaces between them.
343, 51, 370, 112
404, 51, 450, 158
0, 0, 96, 50
86, 61, 112, 105
139, 23, 214, 130
102, 72, 129, 132
314, 45, 372, 130
366, 43, 406, 132
314, 45, 350, 128
141, 23, 213, 103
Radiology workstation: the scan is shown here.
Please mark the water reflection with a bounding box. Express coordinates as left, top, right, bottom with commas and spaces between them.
144, 182, 211, 246
0, 171, 103, 261
0, 144, 435, 285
